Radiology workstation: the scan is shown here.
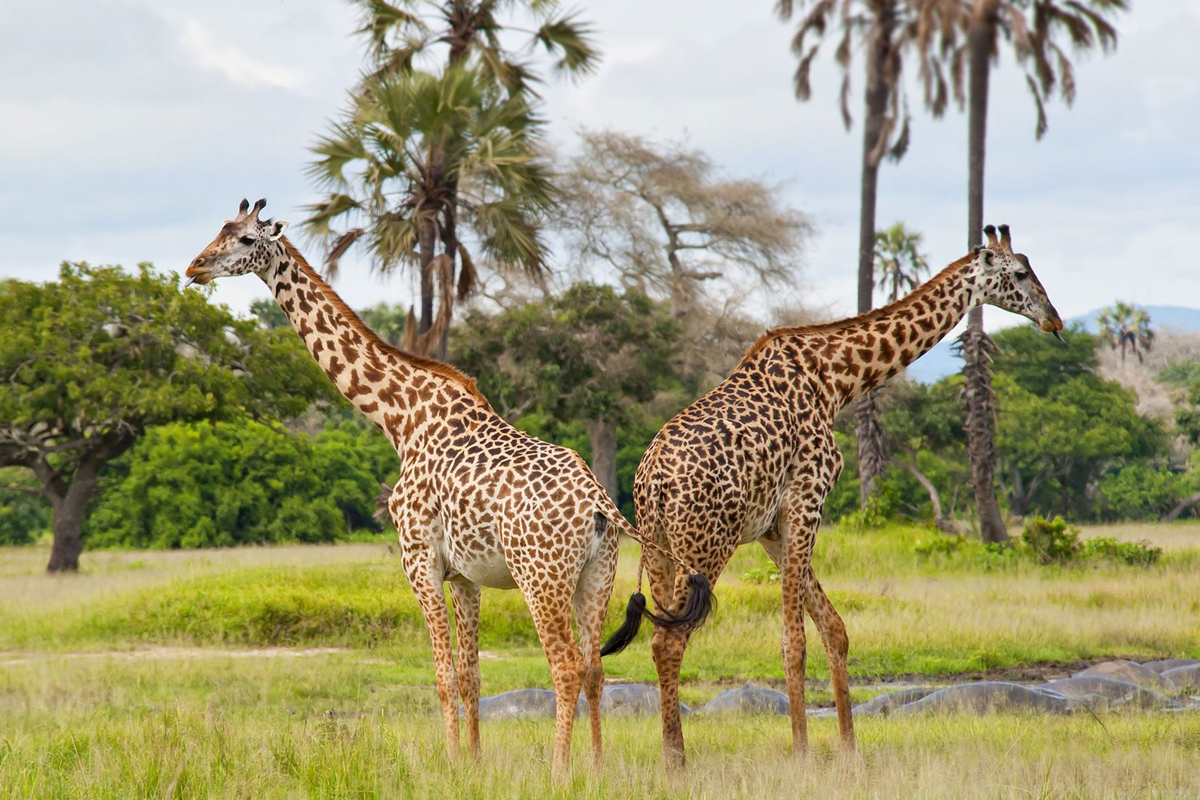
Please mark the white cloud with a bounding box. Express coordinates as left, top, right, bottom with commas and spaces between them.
180, 19, 306, 93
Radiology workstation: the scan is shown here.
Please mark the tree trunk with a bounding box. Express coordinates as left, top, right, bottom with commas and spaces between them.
1163, 489, 1200, 522
962, 3, 1009, 545
893, 456, 957, 533
586, 418, 619, 504
44, 459, 103, 573
854, 21, 892, 506
417, 216, 436, 337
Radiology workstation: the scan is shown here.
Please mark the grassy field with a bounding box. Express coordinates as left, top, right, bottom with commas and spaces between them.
2, 522, 1198, 798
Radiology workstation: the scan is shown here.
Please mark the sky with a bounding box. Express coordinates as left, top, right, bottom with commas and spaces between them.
2, 0, 1198, 337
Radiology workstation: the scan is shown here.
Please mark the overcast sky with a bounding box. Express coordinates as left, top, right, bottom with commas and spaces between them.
2, 0, 1197, 335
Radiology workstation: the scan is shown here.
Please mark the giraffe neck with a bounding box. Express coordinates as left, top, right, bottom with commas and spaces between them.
819, 255, 980, 411
258, 238, 492, 453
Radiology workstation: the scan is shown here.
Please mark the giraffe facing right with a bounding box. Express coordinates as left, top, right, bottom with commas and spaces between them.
610, 225, 1062, 770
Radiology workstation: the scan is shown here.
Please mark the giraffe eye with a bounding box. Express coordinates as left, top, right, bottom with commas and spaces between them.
239, 236, 256, 246
1014, 269, 1029, 281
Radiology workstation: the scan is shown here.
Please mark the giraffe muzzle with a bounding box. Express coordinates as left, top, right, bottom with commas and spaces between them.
185, 258, 213, 287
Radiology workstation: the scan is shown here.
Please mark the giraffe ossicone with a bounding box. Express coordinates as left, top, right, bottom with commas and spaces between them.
185, 198, 713, 781
633, 226, 1061, 770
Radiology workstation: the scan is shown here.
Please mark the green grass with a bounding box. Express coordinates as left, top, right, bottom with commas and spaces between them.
2, 522, 1199, 797
1, 653, 1198, 799
4, 523, 1198, 682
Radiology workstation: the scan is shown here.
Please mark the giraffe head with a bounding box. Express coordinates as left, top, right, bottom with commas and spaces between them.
185, 198, 289, 287
971, 224, 1064, 340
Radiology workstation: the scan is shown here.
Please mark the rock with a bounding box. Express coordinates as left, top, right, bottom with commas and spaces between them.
1041, 677, 1178, 710
852, 687, 938, 717
892, 682, 1073, 716
1073, 660, 1176, 694
1142, 658, 1200, 674
597, 684, 692, 716
473, 689, 586, 720
702, 682, 791, 715
1161, 664, 1200, 692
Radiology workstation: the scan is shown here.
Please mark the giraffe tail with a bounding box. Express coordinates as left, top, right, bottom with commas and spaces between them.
599, 514, 714, 657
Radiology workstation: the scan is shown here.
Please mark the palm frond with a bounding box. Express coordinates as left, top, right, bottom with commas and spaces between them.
532, 12, 601, 79
324, 228, 366, 278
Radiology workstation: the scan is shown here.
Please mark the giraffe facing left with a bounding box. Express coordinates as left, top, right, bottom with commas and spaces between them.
185, 199, 714, 781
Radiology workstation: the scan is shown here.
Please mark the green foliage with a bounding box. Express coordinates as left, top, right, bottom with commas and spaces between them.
1081, 536, 1163, 566
83, 420, 395, 549
741, 562, 781, 584
1098, 463, 1200, 521
1021, 515, 1082, 563
992, 324, 1166, 518
991, 323, 1098, 396
1156, 359, 1200, 388
0, 468, 49, 545
838, 488, 899, 532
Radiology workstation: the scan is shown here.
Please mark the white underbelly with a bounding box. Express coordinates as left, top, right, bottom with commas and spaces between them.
449, 549, 517, 590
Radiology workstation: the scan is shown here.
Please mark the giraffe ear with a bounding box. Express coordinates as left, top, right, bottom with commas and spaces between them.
976, 247, 995, 266
267, 219, 289, 242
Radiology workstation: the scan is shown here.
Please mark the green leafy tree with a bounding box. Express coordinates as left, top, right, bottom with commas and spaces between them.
84, 419, 396, 548
305, 66, 556, 359
1097, 301, 1154, 364
0, 264, 332, 571
249, 298, 289, 330
992, 325, 1164, 518
0, 468, 49, 545
453, 283, 681, 501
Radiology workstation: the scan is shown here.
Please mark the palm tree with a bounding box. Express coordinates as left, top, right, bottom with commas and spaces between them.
922, 0, 1126, 544
304, 67, 556, 357
874, 222, 930, 303
309, 0, 598, 358
777, 0, 947, 506
1098, 301, 1153, 364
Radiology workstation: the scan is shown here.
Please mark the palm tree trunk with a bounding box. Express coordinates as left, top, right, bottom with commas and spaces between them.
854, 23, 891, 507
417, 216, 436, 336
963, 2, 1009, 545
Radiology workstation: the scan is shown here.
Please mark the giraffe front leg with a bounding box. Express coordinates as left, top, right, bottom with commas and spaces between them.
396, 534, 460, 762
449, 581, 482, 761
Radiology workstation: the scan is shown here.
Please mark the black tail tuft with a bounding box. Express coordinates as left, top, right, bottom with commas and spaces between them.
674, 572, 715, 630
600, 574, 715, 658
600, 592, 647, 656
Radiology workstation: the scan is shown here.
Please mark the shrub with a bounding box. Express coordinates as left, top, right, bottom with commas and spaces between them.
1021, 515, 1081, 564
1081, 536, 1163, 566
84, 419, 395, 548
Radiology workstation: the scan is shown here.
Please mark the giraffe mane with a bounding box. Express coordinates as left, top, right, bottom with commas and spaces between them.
281, 237, 494, 410
739, 251, 977, 365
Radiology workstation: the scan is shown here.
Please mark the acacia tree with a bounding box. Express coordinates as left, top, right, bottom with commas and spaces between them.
555, 129, 812, 386
1098, 301, 1153, 364
453, 283, 680, 501
307, 0, 598, 358
923, 0, 1126, 543
0, 264, 331, 572
304, 67, 556, 359
777, 0, 948, 506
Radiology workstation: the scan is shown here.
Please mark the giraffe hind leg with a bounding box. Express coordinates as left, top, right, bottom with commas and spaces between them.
803, 565, 855, 751
573, 526, 619, 771
449, 581, 482, 761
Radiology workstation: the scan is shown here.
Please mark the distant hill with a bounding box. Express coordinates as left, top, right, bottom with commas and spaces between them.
905, 305, 1200, 384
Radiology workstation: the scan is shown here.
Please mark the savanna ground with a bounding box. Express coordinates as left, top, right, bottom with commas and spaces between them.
1, 522, 1198, 799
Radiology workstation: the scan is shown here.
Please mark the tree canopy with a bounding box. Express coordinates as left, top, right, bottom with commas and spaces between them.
0, 263, 333, 570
